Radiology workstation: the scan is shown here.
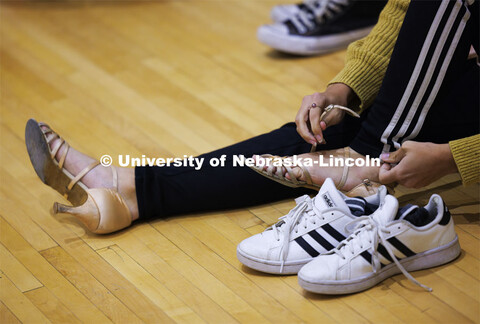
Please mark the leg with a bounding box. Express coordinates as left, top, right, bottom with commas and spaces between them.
136, 116, 363, 220
350, 0, 479, 156
30, 115, 361, 226
254, 0, 479, 191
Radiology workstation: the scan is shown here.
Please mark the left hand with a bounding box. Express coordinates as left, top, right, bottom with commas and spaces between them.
378, 141, 458, 188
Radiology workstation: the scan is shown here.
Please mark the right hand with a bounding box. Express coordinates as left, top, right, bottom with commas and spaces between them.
295, 83, 359, 145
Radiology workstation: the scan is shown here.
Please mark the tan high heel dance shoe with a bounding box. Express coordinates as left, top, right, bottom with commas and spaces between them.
249, 104, 395, 197
250, 147, 394, 197
25, 119, 131, 234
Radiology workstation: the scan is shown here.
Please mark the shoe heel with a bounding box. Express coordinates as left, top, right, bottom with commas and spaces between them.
53, 188, 132, 234
53, 197, 101, 233
53, 202, 76, 215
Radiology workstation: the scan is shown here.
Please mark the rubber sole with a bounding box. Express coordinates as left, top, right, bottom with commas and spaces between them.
257, 26, 373, 56
236, 246, 311, 275
298, 236, 461, 294
25, 119, 87, 205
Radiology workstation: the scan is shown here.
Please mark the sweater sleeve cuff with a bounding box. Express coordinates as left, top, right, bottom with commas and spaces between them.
328, 57, 386, 113
449, 134, 480, 186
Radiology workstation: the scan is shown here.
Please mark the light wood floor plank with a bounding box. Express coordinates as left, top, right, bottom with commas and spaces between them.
131, 224, 275, 323
178, 218, 337, 323
457, 228, 480, 260
397, 268, 480, 322
0, 274, 50, 324
280, 276, 370, 323
388, 275, 474, 323
454, 251, 480, 279
40, 246, 143, 324
110, 228, 239, 324
97, 244, 205, 324
0, 217, 112, 323
0, 302, 21, 324
24, 287, 82, 324
0, 243, 43, 292
153, 219, 301, 323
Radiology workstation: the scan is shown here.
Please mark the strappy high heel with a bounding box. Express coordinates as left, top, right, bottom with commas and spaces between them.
25, 119, 132, 234
250, 104, 395, 197
250, 147, 394, 197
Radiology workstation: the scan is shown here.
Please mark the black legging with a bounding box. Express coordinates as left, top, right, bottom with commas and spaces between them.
135, 114, 365, 219
136, 0, 479, 220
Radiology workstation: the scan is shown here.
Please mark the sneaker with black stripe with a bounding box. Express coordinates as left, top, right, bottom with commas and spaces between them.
270, 0, 337, 23
236, 178, 387, 274
258, 0, 387, 55
298, 194, 461, 294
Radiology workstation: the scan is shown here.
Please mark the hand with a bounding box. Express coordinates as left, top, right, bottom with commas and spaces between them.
379, 141, 458, 188
295, 83, 359, 145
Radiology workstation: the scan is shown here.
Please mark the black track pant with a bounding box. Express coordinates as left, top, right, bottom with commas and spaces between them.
350, 0, 479, 156
136, 0, 479, 220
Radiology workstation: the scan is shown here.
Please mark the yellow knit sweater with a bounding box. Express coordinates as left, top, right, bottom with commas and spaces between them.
329, 0, 479, 185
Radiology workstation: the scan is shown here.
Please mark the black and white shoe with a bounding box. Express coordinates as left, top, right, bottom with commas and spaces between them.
236, 178, 387, 274
270, 0, 336, 23
259, 0, 387, 55
298, 194, 461, 294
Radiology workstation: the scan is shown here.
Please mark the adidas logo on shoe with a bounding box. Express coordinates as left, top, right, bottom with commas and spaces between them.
236, 178, 387, 274
298, 194, 461, 294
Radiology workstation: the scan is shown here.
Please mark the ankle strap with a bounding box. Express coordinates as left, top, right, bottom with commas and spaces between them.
310, 105, 360, 153
66, 160, 100, 193
336, 147, 350, 190
64, 162, 118, 197
319, 104, 360, 121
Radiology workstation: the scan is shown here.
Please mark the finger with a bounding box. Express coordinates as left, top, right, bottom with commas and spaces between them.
320, 121, 327, 131
295, 106, 316, 145
378, 163, 399, 184
309, 107, 324, 143
380, 147, 406, 164
321, 108, 344, 129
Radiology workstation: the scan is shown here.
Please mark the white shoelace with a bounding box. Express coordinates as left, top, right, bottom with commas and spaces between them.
335, 216, 432, 291
292, 0, 350, 33
270, 195, 324, 272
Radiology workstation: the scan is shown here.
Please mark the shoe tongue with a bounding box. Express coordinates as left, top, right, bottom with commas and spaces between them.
372, 195, 399, 226
314, 178, 349, 211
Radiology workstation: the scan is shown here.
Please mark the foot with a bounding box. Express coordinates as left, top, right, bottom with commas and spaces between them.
42, 125, 139, 221
259, 0, 387, 55
253, 147, 380, 192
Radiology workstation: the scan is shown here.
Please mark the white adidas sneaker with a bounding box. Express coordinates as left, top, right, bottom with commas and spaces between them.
236, 178, 387, 274
298, 194, 461, 294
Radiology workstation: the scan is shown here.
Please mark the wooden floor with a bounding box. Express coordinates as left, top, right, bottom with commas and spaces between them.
1, 1, 479, 323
